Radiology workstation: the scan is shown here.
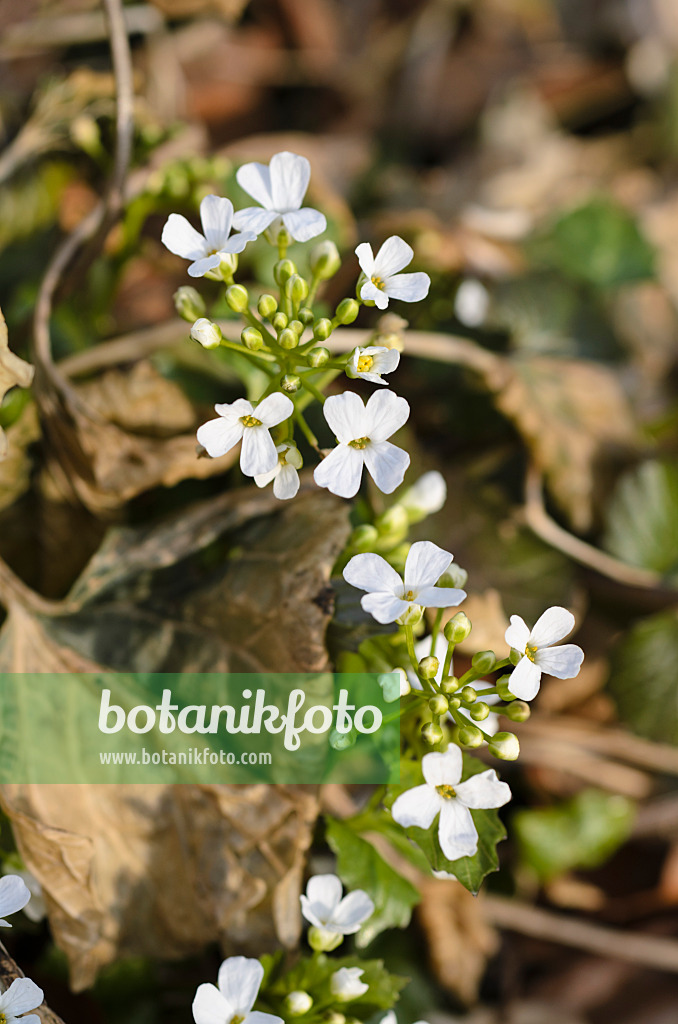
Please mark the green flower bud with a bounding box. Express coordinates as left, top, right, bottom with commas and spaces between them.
458, 724, 483, 748
443, 612, 472, 644
502, 700, 531, 722
470, 701, 490, 721
438, 564, 468, 589
428, 694, 449, 716
288, 319, 305, 335
298, 307, 314, 325
279, 328, 299, 350
174, 285, 205, 323
324, 1014, 346, 1024
496, 675, 516, 701
190, 318, 222, 349
335, 298, 360, 324
419, 655, 439, 680
281, 374, 301, 394
272, 311, 288, 332
218, 252, 238, 279
310, 240, 341, 280
348, 524, 379, 551
447, 696, 461, 710
375, 504, 409, 537
241, 326, 263, 351
225, 284, 249, 313
274, 258, 297, 286
285, 274, 309, 304
308, 346, 330, 368
285, 992, 313, 1017
488, 731, 520, 761
460, 685, 477, 703
397, 604, 423, 627
509, 647, 521, 666
421, 721, 443, 746
440, 675, 459, 694
472, 650, 496, 673
313, 317, 333, 341
257, 293, 278, 319
330, 728, 356, 751
308, 926, 343, 952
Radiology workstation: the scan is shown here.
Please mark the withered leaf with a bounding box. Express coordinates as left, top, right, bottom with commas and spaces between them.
0, 308, 34, 461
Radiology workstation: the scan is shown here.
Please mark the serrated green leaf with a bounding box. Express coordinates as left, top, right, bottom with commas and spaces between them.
603, 461, 678, 581
326, 817, 421, 946
608, 608, 678, 743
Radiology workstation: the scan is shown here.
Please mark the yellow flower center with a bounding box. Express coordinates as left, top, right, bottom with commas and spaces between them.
371, 275, 385, 290
0, 1012, 7, 1024
525, 643, 538, 663
240, 415, 262, 428
279, 450, 288, 466
348, 436, 369, 450
404, 590, 415, 601
230, 1016, 245, 1024
436, 784, 456, 799
357, 354, 374, 372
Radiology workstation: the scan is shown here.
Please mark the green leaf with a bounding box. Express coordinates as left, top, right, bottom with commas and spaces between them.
265, 952, 407, 1016
326, 817, 421, 947
608, 608, 678, 743
514, 789, 634, 882
603, 461, 678, 582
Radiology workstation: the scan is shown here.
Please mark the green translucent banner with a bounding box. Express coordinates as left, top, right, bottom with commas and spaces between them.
0, 673, 400, 784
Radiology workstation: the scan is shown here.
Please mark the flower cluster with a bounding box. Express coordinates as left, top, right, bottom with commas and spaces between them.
0, 874, 44, 1023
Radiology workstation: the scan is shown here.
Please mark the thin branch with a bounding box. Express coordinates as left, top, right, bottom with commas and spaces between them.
0, 939, 66, 1024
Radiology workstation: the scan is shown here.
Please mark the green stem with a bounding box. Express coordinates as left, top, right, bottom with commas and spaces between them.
442, 641, 454, 680
300, 376, 326, 405
219, 339, 277, 376
404, 625, 433, 692
294, 407, 319, 449
451, 709, 493, 743
296, 369, 342, 413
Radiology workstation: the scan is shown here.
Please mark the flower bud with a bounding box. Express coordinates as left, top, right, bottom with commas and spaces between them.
447, 696, 461, 710
218, 252, 238, 279
470, 701, 490, 721
298, 307, 314, 325
272, 311, 288, 332
440, 675, 459, 695
285, 992, 313, 1016
496, 675, 516, 701
444, 612, 472, 644
330, 967, 369, 1001
281, 374, 301, 394
257, 293, 278, 319
438, 564, 468, 589
279, 327, 299, 350
488, 731, 520, 761
330, 729, 356, 751
421, 721, 443, 746
397, 604, 423, 627
288, 319, 305, 335
375, 504, 409, 537
324, 1015, 346, 1024
285, 274, 309, 305
310, 240, 341, 280
335, 298, 359, 324
225, 284, 249, 313
460, 685, 477, 704
502, 700, 531, 722
472, 650, 496, 673
428, 694, 449, 716
308, 346, 330, 368
308, 926, 343, 952
241, 326, 263, 351
419, 655, 439, 680
379, 671, 406, 703
399, 471, 447, 523
190, 318, 222, 349
509, 647, 521, 666
348, 523, 379, 551
274, 259, 297, 285
313, 318, 333, 341
174, 286, 205, 323
458, 724, 483, 748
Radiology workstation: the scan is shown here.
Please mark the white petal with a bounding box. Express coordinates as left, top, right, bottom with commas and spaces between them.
282, 208, 326, 242
197, 417, 244, 459
416, 584, 466, 608
358, 371, 389, 385
232, 207, 278, 236
456, 769, 511, 809
254, 392, 294, 428
384, 271, 430, 303
273, 465, 299, 499
200, 195, 234, 250
404, 541, 453, 591
373, 235, 414, 278
324, 392, 367, 444
254, 465, 280, 489
221, 230, 256, 254
343, 553, 403, 595
364, 389, 410, 442
162, 214, 206, 260
13, 1017, 40, 1024
236, 162, 274, 208
422, 747, 462, 787
193, 983, 232, 1024
359, 279, 388, 307
361, 592, 410, 624
355, 242, 375, 277
303, 874, 342, 920
372, 348, 400, 374
505, 615, 530, 652
535, 644, 584, 679
270, 151, 311, 211
391, 784, 441, 830
240, 425, 277, 476
314, 444, 364, 498
507, 655, 542, 700
247, 1012, 284, 1024
401, 471, 447, 516
217, 957, 263, 1017
215, 398, 253, 419
0, 978, 43, 1016
0, 875, 30, 921
530, 606, 576, 649
331, 890, 374, 933
438, 799, 478, 861
364, 441, 409, 494
188, 254, 222, 278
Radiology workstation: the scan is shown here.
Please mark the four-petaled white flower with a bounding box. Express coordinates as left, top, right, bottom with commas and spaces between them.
313, 390, 410, 499
399, 470, 447, 521
347, 346, 400, 386
233, 152, 326, 243
0, 875, 30, 927
300, 873, 374, 935
343, 541, 466, 625
197, 393, 294, 477
0, 977, 44, 1024
330, 967, 369, 1001
162, 195, 254, 278
193, 956, 282, 1024
505, 605, 584, 701
254, 442, 302, 500
391, 747, 511, 862
356, 236, 430, 310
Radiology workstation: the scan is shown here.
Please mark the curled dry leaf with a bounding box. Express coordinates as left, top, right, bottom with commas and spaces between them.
0, 308, 34, 461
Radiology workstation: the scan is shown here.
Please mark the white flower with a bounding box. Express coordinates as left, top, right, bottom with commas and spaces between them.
190, 318, 222, 349
330, 968, 369, 1001
343, 541, 466, 625
197, 393, 294, 477
300, 873, 373, 935
233, 152, 326, 242
356, 236, 430, 310
346, 346, 400, 386
505, 605, 584, 701
0, 977, 44, 1024
391, 747, 511, 861
1, 870, 45, 924
254, 442, 302, 499
454, 279, 489, 327
399, 471, 447, 521
284, 992, 313, 1016
313, 390, 410, 499
162, 195, 254, 278
408, 635, 501, 735
378, 668, 410, 702
193, 956, 282, 1024
0, 875, 30, 926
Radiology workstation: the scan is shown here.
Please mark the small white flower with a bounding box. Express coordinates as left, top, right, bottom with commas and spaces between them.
0, 977, 44, 1024
343, 541, 466, 625
408, 635, 501, 735
162, 195, 254, 278
0, 874, 30, 927
391, 747, 511, 862
190, 318, 222, 350
313, 390, 410, 499
193, 956, 282, 1024
356, 236, 430, 310
346, 346, 400, 386
1, 870, 45, 924
505, 605, 584, 701
300, 873, 373, 935
330, 968, 369, 1001
378, 668, 410, 702
197, 393, 294, 477
284, 992, 313, 1016
399, 470, 447, 521
454, 279, 489, 327
254, 442, 302, 500
233, 151, 326, 243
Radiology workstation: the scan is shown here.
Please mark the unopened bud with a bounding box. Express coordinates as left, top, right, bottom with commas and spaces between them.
285, 992, 313, 1017
488, 731, 520, 760
444, 612, 472, 644
440, 675, 459, 695
225, 284, 249, 313
330, 729, 356, 751
470, 701, 490, 721
375, 504, 409, 537
421, 721, 443, 746
428, 694, 448, 716
190, 318, 221, 349
335, 298, 359, 324
257, 293, 278, 319
241, 326, 263, 351
310, 240, 341, 280
308, 346, 330, 368
439, 564, 469, 589
174, 286, 205, 323
502, 700, 531, 722
279, 327, 299, 350
397, 604, 423, 627
298, 307, 314, 325
274, 258, 297, 285
460, 685, 477, 703
458, 724, 483, 748
308, 926, 343, 952
272, 311, 288, 332
285, 274, 309, 305
324, 1014, 346, 1024
288, 319, 305, 335
419, 655, 439, 680
472, 650, 496, 673
348, 524, 379, 551
281, 374, 301, 394
496, 675, 516, 701
509, 647, 521, 666
313, 318, 332, 341
447, 696, 461, 710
